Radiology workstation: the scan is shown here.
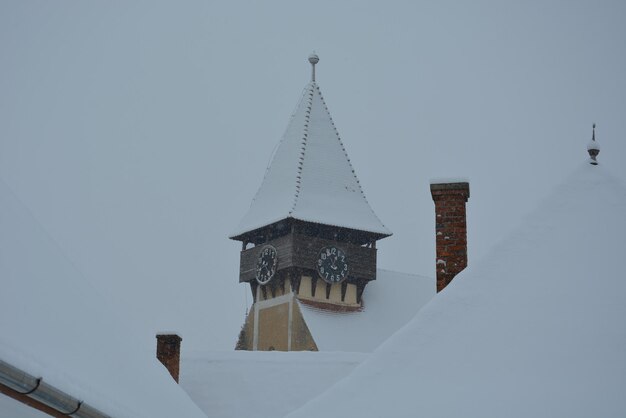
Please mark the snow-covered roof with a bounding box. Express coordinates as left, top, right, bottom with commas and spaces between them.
178, 270, 433, 418
231, 79, 391, 239
179, 350, 365, 418
0, 179, 206, 418
285, 163, 626, 418
299, 269, 435, 352
0, 395, 50, 417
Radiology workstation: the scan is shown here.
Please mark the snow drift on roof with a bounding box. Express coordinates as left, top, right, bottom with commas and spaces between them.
0, 179, 206, 418
285, 163, 626, 418
231, 82, 391, 238
179, 350, 365, 418
299, 269, 434, 352
0, 395, 50, 417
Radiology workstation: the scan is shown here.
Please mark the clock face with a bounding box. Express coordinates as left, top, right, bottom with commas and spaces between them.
256, 245, 278, 285
316, 246, 348, 284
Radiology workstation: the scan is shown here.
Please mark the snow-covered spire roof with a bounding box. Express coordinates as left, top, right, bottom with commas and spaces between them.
230, 55, 391, 240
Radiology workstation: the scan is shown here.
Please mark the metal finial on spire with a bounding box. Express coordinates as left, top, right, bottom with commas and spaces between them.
592, 123, 596, 141
308, 53, 319, 82
587, 123, 600, 165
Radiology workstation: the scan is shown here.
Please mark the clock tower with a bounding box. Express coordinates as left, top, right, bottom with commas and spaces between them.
231, 54, 391, 351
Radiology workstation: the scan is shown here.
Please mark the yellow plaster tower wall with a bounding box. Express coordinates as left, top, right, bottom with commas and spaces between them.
299, 276, 313, 298
345, 283, 357, 304
257, 302, 289, 351
329, 283, 342, 303
296, 275, 359, 307
235, 293, 317, 351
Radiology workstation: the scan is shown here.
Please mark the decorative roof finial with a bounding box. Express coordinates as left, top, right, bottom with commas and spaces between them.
308, 53, 319, 82
587, 123, 600, 165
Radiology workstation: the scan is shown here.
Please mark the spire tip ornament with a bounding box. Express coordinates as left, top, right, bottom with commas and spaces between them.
587, 123, 600, 165
308, 53, 319, 82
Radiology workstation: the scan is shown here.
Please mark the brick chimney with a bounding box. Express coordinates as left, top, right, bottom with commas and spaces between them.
156, 334, 182, 383
430, 182, 470, 292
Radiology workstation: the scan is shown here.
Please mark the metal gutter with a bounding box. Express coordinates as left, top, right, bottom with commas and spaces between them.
0, 358, 111, 418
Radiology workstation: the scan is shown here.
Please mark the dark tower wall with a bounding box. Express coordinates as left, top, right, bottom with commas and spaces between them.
430, 182, 470, 292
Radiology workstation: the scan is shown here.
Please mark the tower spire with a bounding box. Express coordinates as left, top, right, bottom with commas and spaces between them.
587, 123, 600, 165
308, 53, 319, 82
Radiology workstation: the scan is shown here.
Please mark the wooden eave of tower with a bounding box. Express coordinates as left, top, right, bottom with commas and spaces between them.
230, 218, 388, 247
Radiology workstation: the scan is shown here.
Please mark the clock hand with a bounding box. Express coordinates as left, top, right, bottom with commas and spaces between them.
330, 254, 338, 269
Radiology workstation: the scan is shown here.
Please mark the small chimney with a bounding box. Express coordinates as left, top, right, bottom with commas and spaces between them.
156, 334, 182, 383
430, 182, 470, 292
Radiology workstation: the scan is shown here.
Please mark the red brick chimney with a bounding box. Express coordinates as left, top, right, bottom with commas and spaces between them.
156, 334, 182, 383
430, 182, 470, 292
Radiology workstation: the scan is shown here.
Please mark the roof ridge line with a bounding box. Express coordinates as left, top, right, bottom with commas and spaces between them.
313, 84, 391, 234
289, 82, 315, 215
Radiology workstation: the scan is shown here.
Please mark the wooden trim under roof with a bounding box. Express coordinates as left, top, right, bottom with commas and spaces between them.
230, 218, 389, 246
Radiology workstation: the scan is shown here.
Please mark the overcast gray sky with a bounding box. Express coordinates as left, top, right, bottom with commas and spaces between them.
2, 0, 625, 351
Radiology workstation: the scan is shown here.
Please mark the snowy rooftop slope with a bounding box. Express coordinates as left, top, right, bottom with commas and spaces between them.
299, 269, 435, 352
0, 179, 206, 418
179, 350, 366, 418
0, 395, 50, 417
285, 163, 626, 418
231, 82, 391, 238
